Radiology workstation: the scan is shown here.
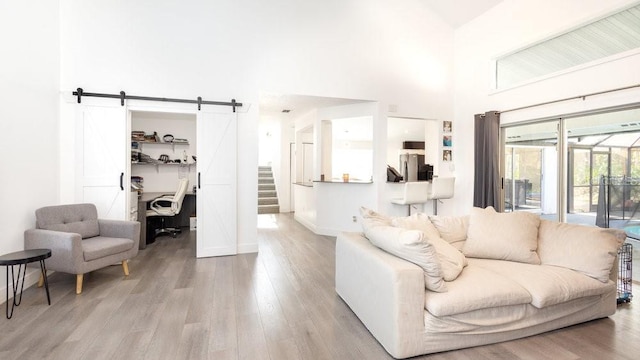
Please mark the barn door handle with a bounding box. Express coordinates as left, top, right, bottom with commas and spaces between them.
120, 172, 124, 191
198, 172, 201, 189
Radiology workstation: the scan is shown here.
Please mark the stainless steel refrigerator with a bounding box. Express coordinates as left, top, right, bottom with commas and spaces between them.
399, 153, 424, 182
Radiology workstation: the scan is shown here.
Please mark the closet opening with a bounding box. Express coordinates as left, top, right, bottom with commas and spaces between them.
129, 110, 198, 249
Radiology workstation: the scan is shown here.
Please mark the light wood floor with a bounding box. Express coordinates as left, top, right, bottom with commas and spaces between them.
1, 213, 639, 359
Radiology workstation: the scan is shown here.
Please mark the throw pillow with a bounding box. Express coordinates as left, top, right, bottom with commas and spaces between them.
537, 219, 625, 283
363, 225, 447, 292
391, 213, 441, 240
392, 213, 467, 281
428, 215, 469, 251
360, 207, 447, 292
463, 206, 541, 264
359, 206, 392, 228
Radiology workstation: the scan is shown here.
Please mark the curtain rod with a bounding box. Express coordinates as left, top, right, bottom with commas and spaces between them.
499, 84, 640, 114
72, 88, 242, 112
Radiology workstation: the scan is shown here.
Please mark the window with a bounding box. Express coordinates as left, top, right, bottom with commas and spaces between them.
495, 4, 640, 89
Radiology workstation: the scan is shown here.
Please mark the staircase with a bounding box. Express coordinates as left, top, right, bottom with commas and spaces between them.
258, 166, 280, 214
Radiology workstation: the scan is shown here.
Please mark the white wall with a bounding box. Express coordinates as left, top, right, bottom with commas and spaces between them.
292, 110, 317, 226
280, 118, 296, 213
295, 119, 315, 184
59, 0, 455, 243
258, 115, 281, 167
453, 0, 640, 216
0, 0, 60, 301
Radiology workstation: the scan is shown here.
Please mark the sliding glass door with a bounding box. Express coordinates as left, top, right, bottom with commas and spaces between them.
564, 110, 640, 227
502, 106, 640, 228
503, 121, 559, 218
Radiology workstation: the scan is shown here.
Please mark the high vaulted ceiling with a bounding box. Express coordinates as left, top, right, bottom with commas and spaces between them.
259, 1, 505, 120
422, 0, 504, 29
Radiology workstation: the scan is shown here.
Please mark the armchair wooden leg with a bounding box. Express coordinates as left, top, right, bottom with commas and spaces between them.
122, 260, 130, 276
76, 274, 83, 294
38, 272, 45, 288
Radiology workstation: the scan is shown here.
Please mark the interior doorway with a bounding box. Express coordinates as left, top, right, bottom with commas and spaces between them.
129, 110, 197, 249
289, 142, 295, 211
126, 105, 239, 258
257, 92, 373, 215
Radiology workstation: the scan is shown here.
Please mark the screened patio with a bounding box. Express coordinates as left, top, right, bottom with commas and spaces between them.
503, 107, 640, 232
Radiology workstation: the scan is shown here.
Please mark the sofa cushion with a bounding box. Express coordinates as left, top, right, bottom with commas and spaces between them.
470, 258, 615, 308
392, 213, 467, 281
537, 220, 625, 283
463, 207, 541, 264
428, 215, 469, 250
36, 203, 100, 239
391, 213, 441, 240
82, 236, 135, 262
424, 264, 532, 316
362, 224, 447, 292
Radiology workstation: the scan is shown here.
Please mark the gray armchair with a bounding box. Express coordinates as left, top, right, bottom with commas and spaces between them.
24, 203, 140, 294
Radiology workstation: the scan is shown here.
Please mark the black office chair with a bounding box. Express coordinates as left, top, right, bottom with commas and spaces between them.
146, 178, 189, 238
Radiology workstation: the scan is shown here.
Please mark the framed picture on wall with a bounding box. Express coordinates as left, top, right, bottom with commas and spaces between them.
443, 121, 452, 133
443, 135, 452, 147
443, 149, 452, 162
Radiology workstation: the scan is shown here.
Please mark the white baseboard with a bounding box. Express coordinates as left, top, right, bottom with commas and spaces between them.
292, 215, 340, 237
315, 227, 341, 237
237, 242, 258, 254
294, 214, 317, 234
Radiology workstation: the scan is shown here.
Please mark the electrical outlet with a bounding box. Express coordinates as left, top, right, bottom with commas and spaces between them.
352, 216, 357, 223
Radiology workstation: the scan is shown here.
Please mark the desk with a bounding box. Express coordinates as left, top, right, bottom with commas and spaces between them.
137, 192, 196, 249
0, 249, 51, 319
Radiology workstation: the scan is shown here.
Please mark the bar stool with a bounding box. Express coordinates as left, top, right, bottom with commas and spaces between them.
427, 177, 455, 215
391, 181, 430, 215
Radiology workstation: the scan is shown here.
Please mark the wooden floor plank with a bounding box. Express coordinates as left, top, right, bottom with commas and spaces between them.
0, 213, 638, 360
109, 330, 153, 360
144, 287, 193, 359
176, 322, 210, 360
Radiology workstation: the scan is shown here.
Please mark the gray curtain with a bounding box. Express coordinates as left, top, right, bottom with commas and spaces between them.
595, 175, 608, 228
473, 111, 500, 208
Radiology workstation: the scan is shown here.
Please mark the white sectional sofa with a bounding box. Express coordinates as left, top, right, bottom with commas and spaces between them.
335, 206, 625, 359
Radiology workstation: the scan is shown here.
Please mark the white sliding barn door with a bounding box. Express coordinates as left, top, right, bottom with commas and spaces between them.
197, 109, 237, 257
75, 105, 128, 220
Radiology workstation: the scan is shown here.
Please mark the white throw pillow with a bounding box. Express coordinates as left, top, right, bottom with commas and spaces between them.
391, 213, 441, 240
537, 219, 625, 283
427, 237, 467, 281
428, 215, 469, 250
392, 213, 467, 281
463, 206, 541, 264
364, 226, 447, 292
360, 207, 447, 292
359, 206, 392, 227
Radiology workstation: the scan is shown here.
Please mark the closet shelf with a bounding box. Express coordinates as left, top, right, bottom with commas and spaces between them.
132, 140, 190, 154
132, 162, 194, 166
131, 162, 195, 173
132, 141, 190, 146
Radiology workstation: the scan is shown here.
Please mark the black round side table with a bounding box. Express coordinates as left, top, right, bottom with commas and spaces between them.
0, 249, 51, 319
